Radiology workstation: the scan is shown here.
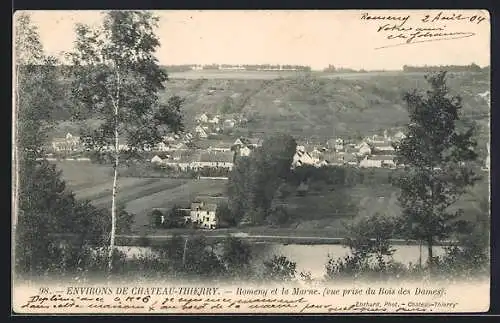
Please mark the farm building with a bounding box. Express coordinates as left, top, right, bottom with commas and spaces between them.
359, 155, 396, 168
191, 151, 234, 170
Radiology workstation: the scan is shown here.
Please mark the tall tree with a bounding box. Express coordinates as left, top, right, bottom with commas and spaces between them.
69, 11, 183, 272
13, 13, 65, 276
14, 13, 47, 227
228, 134, 296, 225
394, 72, 479, 272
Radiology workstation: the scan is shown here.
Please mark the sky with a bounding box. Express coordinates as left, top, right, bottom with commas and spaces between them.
18, 10, 491, 71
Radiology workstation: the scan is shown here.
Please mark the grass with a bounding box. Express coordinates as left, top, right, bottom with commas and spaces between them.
53, 161, 489, 235
54, 161, 227, 232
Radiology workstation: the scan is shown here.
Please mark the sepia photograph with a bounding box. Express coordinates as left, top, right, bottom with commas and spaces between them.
12, 9, 490, 314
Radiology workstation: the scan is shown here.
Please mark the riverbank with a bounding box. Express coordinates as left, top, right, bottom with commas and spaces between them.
114, 231, 457, 247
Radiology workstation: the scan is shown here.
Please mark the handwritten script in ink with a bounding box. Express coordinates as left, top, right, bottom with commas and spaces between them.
15, 285, 460, 313
360, 11, 488, 49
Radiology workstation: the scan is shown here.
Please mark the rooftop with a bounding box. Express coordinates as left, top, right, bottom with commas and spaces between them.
368, 155, 395, 161
199, 151, 234, 163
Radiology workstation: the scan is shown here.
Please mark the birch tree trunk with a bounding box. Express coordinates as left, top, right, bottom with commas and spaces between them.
108, 67, 121, 273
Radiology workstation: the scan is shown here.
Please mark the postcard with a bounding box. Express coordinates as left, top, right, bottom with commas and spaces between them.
12, 9, 491, 314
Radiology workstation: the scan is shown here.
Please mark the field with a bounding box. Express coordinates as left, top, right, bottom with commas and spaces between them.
167, 70, 427, 80
55, 160, 489, 238
54, 161, 227, 232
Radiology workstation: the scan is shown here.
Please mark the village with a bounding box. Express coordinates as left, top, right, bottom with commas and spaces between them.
46, 110, 490, 231
49, 112, 412, 171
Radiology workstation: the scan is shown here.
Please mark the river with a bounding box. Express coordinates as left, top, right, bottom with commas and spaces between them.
117, 243, 445, 279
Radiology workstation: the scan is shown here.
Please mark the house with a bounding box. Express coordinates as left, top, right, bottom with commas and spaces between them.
359, 155, 396, 168
208, 115, 220, 124
51, 132, 82, 152
373, 142, 395, 154
233, 137, 262, 149
171, 142, 188, 151
392, 131, 407, 142
359, 156, 382, 168
190, 201, 218, 229
334, 138, 345, 152
321, 152, 342, 166
195, 126, 208, 139
162, 135, 176, 143
233, 138, 246, 147
223, 119, 236, 129
191, 151, 234, 170
239, 146, 252, 157
292, 146, 318, 168
155, 142, 169, 152
151, 155, 163, 164
196, 113, 209, 123
309, 148, 323, 161
357, 142, 372, 156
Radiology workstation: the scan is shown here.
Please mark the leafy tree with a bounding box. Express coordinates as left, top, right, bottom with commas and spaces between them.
262, 255, 297, 282
14, 13, 61, 223
227, 157, 256, 225
393, 72, 480, 272
220, 237, 253, 278
266, 206, 290, 227
152, 234, 186, 275
150, 209, 164, 228
325, 213, 403, 281
215, 202, 235, 227
435, 193, 489, 279
183, 235, 226, 278
227, 134, 296, 225
14, 13, 67, 277
68, 11, 183, 271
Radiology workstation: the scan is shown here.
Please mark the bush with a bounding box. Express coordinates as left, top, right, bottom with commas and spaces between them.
266, 206, 290, 227
262, 255, 297, 281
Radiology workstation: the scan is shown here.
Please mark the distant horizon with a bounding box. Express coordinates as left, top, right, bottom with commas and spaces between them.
31, 62, 490, 72
20, 10, 490, 71
158, 63, 490, 71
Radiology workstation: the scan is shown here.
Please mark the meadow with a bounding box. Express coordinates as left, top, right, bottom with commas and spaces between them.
54, 161, 228, 232
54, 161, 489, 238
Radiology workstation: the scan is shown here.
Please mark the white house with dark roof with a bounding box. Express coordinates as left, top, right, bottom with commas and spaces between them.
190, 201, 218, 229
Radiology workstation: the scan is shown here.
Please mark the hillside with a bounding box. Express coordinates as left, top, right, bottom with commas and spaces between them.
159, 72, 490, 141
50, 71, 490, 146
